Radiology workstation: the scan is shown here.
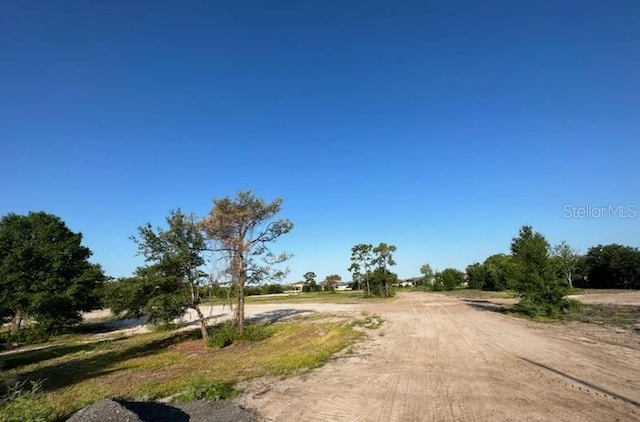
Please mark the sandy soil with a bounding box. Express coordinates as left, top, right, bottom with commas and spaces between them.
238, 292, 640, 422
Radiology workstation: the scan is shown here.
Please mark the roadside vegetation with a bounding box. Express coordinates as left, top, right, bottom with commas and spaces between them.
0, 313, 370, 421
418, 225, 640, 320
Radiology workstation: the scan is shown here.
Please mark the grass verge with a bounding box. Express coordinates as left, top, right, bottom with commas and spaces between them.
0, 315, 366, 421
204, 290, 394, 305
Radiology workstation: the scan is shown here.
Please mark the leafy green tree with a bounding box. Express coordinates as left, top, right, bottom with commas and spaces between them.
0, 212, 104, 333
583, 244, 640, 289
109, 209, 209, 339
510, 225, 568, 316
201, 191, 293, 333
369, 268, 398, 296
483, 254, 515, 291
349, 244, 373, 295
551, 241, 579, 288
371, 243, 397, 296
431, 271, 445, 291
323, 274, 341, 292
303, 271, 319, 292
440, 268, 465, 291
419, 263, 435, 287
372, 243, 396, 271
465, 263, 487, 290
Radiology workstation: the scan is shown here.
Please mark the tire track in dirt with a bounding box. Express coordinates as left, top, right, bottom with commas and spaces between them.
239, 292, 640, 421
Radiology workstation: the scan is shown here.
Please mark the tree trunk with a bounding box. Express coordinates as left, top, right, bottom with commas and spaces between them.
234, 251, 246, 333
194, 304, 208, 340
188, 280, 208, 341
10, 311, 21, 335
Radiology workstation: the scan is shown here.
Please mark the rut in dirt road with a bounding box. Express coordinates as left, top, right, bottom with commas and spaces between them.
240, 292, 640, 422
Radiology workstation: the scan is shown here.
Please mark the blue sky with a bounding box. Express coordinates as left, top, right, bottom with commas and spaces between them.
1, 1, 638, 283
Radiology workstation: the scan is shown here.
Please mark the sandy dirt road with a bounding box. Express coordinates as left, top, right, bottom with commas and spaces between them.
239, 292, 640, 422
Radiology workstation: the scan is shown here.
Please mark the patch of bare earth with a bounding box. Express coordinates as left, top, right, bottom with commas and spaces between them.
238, 292, 640, 421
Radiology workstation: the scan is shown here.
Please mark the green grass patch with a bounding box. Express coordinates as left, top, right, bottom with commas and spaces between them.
207, 323, 274, 349
0, 315, 364, 421
0, 379, 54, 422
204, 290, 393, 305
174, 378, 237, 402
436, 289, 516, 299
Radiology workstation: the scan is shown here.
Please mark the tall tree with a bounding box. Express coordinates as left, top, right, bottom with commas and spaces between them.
323, 274, 341, 291
510, 225, 567, 316
0, 212, 104, 333
200, 191, 293, 332
440, 268, 465, 291
465, 263, 486, 290
303, 271, 318, 292
372, 243, 396, 271
127, 209, 209, 339
372, 243, 397, 296
419, 263, 435, 287
369, 268, 398, 296
483, 254, 515, 291
551, 241, 579, 288
349, 244, 373, 295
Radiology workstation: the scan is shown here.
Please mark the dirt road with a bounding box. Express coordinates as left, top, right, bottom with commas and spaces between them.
239, 292, 640, 421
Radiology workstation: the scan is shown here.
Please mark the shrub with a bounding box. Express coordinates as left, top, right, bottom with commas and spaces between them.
207, 323, 274, 349
208, 323, 236, 349
177, 378, 236, 402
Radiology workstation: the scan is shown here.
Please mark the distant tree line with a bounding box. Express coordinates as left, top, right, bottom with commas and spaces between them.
419, 225, 640, 316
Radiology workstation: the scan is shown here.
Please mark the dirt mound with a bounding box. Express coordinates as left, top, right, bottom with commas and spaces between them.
67, 398, 259, 422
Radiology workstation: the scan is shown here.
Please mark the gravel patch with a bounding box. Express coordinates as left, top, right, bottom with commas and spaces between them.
66, 398, 259, 422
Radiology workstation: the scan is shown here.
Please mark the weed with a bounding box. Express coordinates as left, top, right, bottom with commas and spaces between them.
0, 380, 53, 422
351, 313, 384, 330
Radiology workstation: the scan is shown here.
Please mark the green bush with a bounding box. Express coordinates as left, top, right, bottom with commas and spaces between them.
177, 378, 236, 402
0, 380, 53, 422
207, 323, 274, 349
207, 323, 236, 348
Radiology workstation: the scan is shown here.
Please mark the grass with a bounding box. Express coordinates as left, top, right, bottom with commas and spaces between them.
204, 290, 394, 305
435, 289, 517, 299
0, 314, 367, 421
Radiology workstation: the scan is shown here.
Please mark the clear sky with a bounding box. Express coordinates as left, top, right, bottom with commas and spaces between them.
1, 1, 638, 283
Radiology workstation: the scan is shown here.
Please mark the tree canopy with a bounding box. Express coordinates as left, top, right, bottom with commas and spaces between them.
582, 244, 640, 289
200, 190, 293, 332
510, 225, 568, 316
0, 212, 104, 332
107, 209, 210, 339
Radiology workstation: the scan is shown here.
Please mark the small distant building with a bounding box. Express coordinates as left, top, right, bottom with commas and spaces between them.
334, 282, 352, 291
286, 282, 306, 293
